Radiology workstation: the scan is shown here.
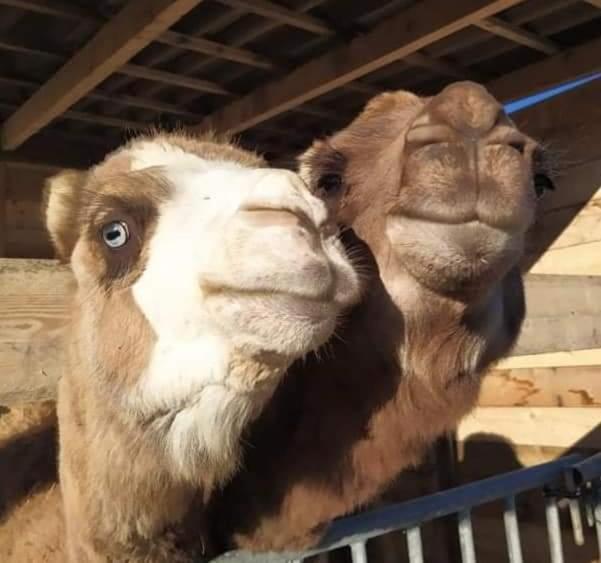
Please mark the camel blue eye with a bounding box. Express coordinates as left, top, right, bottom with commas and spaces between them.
101, 221, 129, 248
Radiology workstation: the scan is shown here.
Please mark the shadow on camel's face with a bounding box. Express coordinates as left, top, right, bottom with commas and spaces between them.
301, 81, 555, 298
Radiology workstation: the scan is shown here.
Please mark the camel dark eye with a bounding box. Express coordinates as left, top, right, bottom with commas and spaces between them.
317, 173, 343, 196
101, 221, 129, 248
533, 174, 555, 199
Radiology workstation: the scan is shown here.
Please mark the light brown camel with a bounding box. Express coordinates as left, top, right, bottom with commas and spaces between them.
0, 132, 361, 562
209, 82, 556, 554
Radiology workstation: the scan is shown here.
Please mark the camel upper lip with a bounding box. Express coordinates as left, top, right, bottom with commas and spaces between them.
239, 205, 317, 233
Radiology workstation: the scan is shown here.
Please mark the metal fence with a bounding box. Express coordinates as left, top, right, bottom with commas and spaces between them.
209, 452, 601, 563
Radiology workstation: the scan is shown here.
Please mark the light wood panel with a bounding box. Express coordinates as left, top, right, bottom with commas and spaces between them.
496, 348, 601, 369
0, 259, 70, 404
479, 366, 601, 407
529, 241, 601, 275
457, 407, 601, 449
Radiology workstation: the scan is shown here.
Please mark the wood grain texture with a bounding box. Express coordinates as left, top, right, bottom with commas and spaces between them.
457, 407, 601, 449
0, 259, 71, 404
479, 366, 601, 407
497, 348, 601, 369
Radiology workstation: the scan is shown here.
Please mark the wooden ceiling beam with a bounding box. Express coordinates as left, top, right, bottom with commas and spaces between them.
0, 102, 147, 131
0, 39, 231, 96
0, 75, 199, 119
0, 0, 281, 70
215, 0, 332, 35
404, 52, 482, 81
159, 31, 276, 69
486, 35, 601, 103
475, 16, 560, 54
119, 64, 231, 96
0, 0, 97, 22
195, 0, 527, 135
0, 0, 203, 150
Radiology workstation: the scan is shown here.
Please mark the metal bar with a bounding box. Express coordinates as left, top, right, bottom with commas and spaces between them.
545, 496, 564, 563
567, 452, 601, 486
458, 509, 477, 563
567, 498, 585, 546
406, 526, 424, 563
594, 483, 601, 561
208, 455, 583, 563
350, 542, 368, 563
585, 487, 595, 527
318, 455, 581, 550
503, 496, 523, 563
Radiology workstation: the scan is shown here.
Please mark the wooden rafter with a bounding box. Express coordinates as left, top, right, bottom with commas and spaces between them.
0, 0, 203, 150
195, 0, 527, 135
0, 0, 280, 70
0, 39, 231, 96
0, 101, 147, 131
475, 16, 559, 54
215, 0, 332, 35
0, 75, 199, 119
487, 35, 601, 102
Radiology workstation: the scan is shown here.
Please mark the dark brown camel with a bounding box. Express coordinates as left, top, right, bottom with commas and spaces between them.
209, 82, 555, 553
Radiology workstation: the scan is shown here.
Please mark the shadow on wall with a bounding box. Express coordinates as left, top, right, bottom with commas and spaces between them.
307, 425, 601, 563
0, 402, 58, 523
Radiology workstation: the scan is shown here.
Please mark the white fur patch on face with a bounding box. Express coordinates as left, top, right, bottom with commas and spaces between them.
123, 141, 359, 481
128, 140, 244, 174
127, 145, 318, 479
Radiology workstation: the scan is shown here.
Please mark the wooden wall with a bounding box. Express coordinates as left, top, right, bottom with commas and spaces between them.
454, 80, 601, 563
0, 162, 56, 259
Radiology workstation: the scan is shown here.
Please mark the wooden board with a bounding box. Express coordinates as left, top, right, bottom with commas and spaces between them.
515, 274, 601, 355
529, 240, 601, 275
478, 366, 601, 407
496, 348, 601, 369
0, 259, 71, 404
457, 407, 601, 449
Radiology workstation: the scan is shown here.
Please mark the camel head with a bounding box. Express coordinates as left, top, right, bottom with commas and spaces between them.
301, 81, 554, 301
44, 132, 361, 483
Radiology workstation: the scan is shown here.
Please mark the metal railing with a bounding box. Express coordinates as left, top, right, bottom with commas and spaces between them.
209, 452, 601, 563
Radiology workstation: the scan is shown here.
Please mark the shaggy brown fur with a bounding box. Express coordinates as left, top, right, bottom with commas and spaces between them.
209, 82, 555, 552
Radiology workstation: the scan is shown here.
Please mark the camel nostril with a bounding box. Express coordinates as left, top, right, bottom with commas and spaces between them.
508, 141, 525, 155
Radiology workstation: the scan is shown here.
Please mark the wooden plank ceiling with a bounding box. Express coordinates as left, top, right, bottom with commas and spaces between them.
0, 0, 599, 167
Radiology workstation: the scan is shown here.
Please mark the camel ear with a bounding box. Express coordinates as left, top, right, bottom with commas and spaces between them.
43, 169, 87, 262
